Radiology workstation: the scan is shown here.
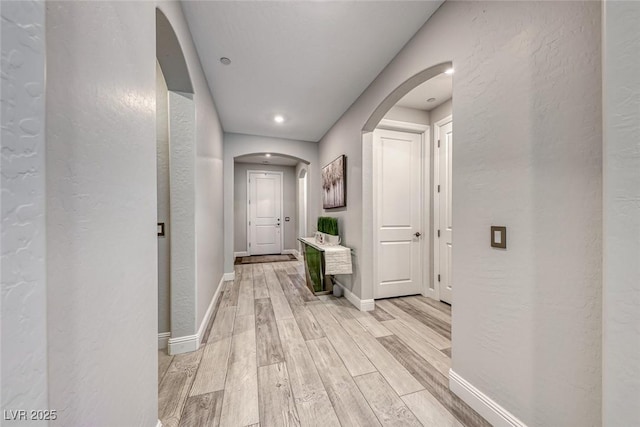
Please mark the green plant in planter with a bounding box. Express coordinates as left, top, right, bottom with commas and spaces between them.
317, 217, 339, 236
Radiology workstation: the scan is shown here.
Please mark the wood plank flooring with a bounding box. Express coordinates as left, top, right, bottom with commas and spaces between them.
158, 260, 490, 427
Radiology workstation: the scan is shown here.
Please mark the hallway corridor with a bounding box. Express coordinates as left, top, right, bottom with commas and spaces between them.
158, 260, 489, 427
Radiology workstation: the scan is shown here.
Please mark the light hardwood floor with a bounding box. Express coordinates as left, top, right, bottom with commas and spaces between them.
158, 260, 491, 427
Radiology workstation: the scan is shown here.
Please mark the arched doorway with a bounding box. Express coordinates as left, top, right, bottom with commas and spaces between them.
232, 152, 311, 260
156, 8, 198, 355
361, 61, 454, 304
223, 134, 320, 278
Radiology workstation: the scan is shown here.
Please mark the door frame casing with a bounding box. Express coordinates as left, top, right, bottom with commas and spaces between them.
246, 170, 285, 256
372, 119, 430, 299
432, 115, 453, 302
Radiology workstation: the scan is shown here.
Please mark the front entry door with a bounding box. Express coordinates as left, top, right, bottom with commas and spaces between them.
436, 120, 453, 304
373, 128, 424, 299
248, 171, 282, 255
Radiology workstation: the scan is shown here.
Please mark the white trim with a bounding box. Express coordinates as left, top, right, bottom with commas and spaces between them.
168, 334, 199, 355
223, 271, 235, 281
158, 332, 170, 350
434, 115, 453, 127
372, 121, 430, 299
166, 274, 224, 355
432, 115, 452, 302
282, 249, 300, 258
234, 251, 249, 258
197, 275, 225, 346
247, 170, 285, 256
377, 118, 430, 133
449, 370, 528, 427
156, 420, 162, 427
334, 279, 375, 311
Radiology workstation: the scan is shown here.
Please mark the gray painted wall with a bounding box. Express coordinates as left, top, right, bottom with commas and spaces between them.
168, 91, 196, 340
45, 2, 158, 425
156, 62, 170, 336
430, 99, 452, 131
1, 0, 49, 419
319, 2, 601, 425
603, 1, 640, 425
41, 0, 226, 423
157, 1, 225, 340
383, 105, 430, 125
234, 163, 297, 253
296, 162, 310, 253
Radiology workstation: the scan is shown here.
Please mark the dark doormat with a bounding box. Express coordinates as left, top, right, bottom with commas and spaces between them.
234, 254, 297, 265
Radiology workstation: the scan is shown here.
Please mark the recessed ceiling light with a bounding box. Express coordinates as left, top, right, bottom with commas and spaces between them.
220, 57, 231, 65
274, 115, 285, 123
444, 68, 454, 75
427, 97, 436, 103
265, 153, 271, 157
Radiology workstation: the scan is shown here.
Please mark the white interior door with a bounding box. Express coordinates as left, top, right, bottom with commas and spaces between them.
373, 128, 424, 299
248, 171, 282, 255
436, 120, 453, 304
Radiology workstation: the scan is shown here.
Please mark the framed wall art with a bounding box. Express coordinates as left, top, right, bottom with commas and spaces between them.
322, 155, 346, 209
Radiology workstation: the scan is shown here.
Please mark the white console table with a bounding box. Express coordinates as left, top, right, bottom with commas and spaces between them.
297, 237, 352, 296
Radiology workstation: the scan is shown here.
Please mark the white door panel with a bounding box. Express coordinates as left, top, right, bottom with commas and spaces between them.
374, 129, 423, 299
249, 172, 282, 255
437, 120, 453, 304
379, 241, 412, 283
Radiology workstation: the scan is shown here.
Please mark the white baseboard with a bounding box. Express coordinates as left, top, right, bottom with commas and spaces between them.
163, 275, 225, 354
197, 275, 224, 346
234, 251, 249, 257
333, 279, 375, 311
449, 370, 527, 427
223, 271, 235, 281
168, 334, 199, 355
158, 332, 170, 350
282, 249, 300, 258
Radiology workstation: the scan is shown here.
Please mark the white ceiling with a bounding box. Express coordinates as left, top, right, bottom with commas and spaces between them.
235, 153, 299, 166
395, 72, 453, 111
181, 1, 444, 142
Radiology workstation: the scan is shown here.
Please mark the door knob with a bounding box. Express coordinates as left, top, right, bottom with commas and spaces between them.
414, 232, 422, 237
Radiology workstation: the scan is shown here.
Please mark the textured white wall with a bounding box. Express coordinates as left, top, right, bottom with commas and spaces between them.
603, 1, 640, 425
234, 163, 298, 253
45, 1, 158, 425
319, 2, 602, 425
224, 133, 319, 274
1, 0, 49, 421
157, 1, 225, 339
156, 62, 171, 335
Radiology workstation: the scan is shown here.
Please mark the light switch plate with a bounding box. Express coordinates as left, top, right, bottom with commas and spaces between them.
491, 226, 506, 249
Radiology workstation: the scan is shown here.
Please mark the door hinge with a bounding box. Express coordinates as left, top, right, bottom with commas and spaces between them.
438, 139, 441, 148
438, 274, 441, 282
249, 221, 251, 226
437, 229, 440, 238
437, 185, 440, 193
249, 242, 252, 247
249, 199, 251, 205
